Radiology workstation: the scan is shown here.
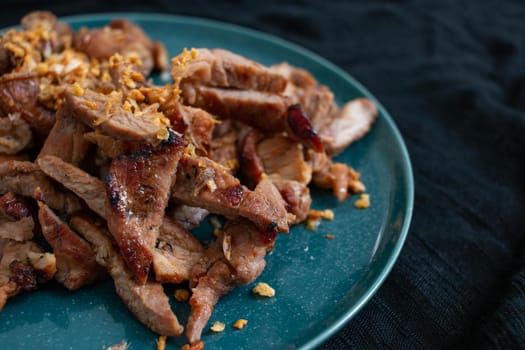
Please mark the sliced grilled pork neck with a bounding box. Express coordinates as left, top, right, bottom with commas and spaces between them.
172, 48, 287, 93
152, 217, 203, 284
171, 154, 289, 233
186, 219, 271, 345
37, 155, 106, 218
106, 129, 185, 284
0, 238, 56, 311
38, 202, 106, 290
182, 85, 323, 151
70, 214, 183, 336
65, 88, 169, 144
37, 104, 91, 165
0, 160, 83, 214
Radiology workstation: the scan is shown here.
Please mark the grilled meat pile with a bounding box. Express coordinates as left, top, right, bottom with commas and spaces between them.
0, 11, 377, 348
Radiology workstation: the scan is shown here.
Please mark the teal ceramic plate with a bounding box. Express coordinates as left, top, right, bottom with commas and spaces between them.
0, 14, 413, 350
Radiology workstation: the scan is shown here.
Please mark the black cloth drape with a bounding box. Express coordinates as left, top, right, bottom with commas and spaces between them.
1, 1, 524, 348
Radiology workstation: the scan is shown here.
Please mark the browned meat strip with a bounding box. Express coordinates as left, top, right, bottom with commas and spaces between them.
74, 19, 167, 75
0, 114, 32, 155
317, 98, 378, 155
37, 104, 91, 165
171, 154, 289, 233
0, 73, 55, 139
152, 217, 203, 284
186, 219, 271, 345
37, 155, 106, 218
65, 88, 170, 144
106, 129, 185, 284
172, 48, 287, 93
38, 202, 106, 290
182, 85, 323, 151
0, 160, 83, 214
0, 238, 56, 311
70, 214, 183, 336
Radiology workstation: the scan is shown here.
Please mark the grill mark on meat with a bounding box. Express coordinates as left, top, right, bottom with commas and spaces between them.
171, 154, 289, 233
70, 214, 184, 336
105, 129, 185, 284
37, 103, 91, 165
186, 219, 270, 345
37, 202, 106, 290
0, 160, 83, 214
172, 48, 287, 93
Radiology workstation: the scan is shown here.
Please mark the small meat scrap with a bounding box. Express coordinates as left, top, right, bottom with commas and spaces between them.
354, 194, 371, 209
209, 321, 226, 333
156, 335, 167, 350
232, 319, 248, 330
106, 340, 129, 350
174, 288, 190, 302
252, 282, 275, 298
0, 238, 56, 311
106, 129, 185, 284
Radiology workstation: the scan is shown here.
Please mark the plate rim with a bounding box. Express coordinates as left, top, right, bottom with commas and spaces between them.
3, 12, 414, 349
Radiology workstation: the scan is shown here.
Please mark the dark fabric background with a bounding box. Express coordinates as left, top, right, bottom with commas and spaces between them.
2, 1, 524, 349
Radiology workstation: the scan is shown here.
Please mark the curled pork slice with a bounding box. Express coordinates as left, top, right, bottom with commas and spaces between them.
186, 219, 271, 345
106, 129, 185, 284
182, 85, 323, 151
37, 104, 91, 165
152, 217, 203, 284
318, 98, 378, 155
74, 19, 167, 75
0, 238, 56, 311
65, 88, 170, 144
172, 48, 287, 93
0, 73, 55, 139
271, 177, 312, 224
0, 160, 83, 214
38, 202, 106, 290
70, 214, 184, 336
171, 154, 289, 233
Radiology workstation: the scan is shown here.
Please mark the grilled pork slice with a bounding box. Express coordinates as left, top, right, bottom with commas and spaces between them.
20, 11, 73, 53
73, 19, 167, 75
37, 104, 91, 165
70, 215, 184, 336
37, 155, 106, 218
0, 160, 83, 214
318, 98, 377, 155
152, 217, 203, 284
181, 85, 323, 151
106, 129, 185, 284
186, 219, 271, 345
65, 88, 170, 144
0, 238, 56, 311
171, 154, 289, 233
38, 202, 106, 290
0, 73, 55, 139
0, 114, 32, 155
172, 48, 287, 93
